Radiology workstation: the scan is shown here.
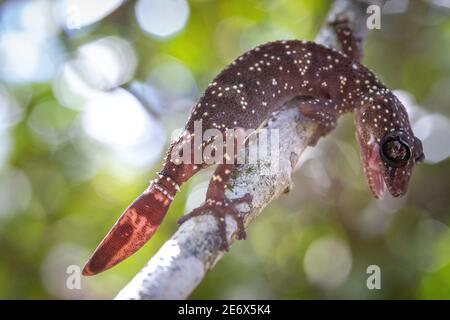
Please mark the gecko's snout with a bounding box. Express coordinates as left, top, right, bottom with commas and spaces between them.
357, 130, 422, 200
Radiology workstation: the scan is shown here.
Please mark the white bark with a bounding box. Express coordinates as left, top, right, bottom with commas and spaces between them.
115, 0, 382, 300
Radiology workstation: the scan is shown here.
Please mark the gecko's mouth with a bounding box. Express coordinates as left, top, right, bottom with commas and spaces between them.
366, 142, 386, 199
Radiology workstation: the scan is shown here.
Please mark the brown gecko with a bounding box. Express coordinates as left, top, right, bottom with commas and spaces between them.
82, 21, 424, 276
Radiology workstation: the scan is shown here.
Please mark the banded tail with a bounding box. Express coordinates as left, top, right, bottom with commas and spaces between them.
82, 179, 176, 276
83, 131, 203, 276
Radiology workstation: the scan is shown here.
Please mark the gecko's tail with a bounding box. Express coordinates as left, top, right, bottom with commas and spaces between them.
82, 178, 177, 276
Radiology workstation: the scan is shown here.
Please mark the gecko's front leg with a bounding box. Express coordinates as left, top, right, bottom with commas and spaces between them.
297, 19, 361, 146
298, 98, 342, 146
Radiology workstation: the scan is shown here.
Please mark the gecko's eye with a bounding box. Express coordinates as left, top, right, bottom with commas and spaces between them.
380, 134, 411, 167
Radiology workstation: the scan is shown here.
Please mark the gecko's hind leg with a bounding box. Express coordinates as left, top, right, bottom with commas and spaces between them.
298, 99, 341, 146
178, 164, 252, 251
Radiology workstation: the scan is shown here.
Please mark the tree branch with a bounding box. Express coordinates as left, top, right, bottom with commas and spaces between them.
115, 0, 380, 300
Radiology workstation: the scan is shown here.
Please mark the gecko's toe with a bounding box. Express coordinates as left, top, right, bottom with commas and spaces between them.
178, 193, 252, 251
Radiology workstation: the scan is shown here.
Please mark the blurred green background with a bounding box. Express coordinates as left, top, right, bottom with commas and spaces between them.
0, 0, 449, 299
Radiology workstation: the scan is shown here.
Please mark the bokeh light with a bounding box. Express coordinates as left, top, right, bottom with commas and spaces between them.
135, 0, 190, 38
0, 1, 63, 84
52, 61, 100, 111
396, 90, 450, 164
148, 58, 198, 106
414, 114, 450, 164
0, 167, 32, 219
56, 0, 124, 30
74, 36, 137, 91
185, 181, 209, 213
0, 32, 62, 83
81, 88, 166, 168
27, 100, 76, 146
19, 0, 60, 37
303, 236, 353, 290
0, 85, 24, 132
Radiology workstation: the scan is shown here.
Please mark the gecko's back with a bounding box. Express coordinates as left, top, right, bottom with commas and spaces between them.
185, 40, 374, 133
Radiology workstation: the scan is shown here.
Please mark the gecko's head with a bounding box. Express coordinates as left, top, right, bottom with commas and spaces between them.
355, 95, 424, 199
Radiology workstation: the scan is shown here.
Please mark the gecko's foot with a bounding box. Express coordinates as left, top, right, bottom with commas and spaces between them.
177, 193, 252, 251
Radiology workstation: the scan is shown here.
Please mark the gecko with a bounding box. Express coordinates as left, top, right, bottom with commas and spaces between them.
82, 21, 424, 276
